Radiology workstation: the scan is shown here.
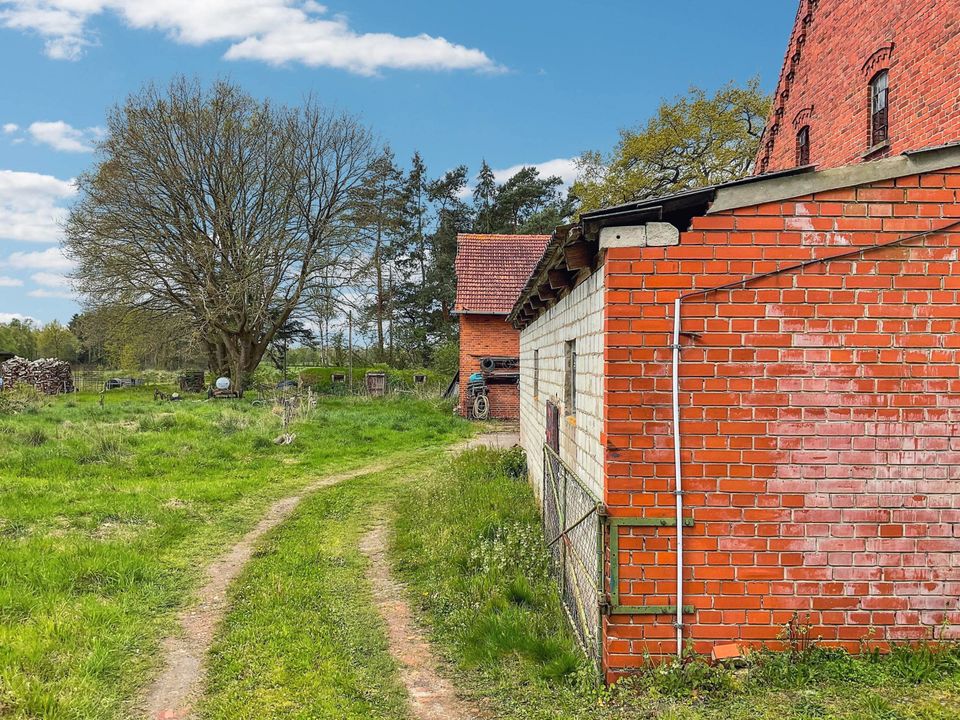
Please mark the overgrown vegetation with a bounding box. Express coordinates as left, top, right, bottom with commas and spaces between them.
392, 448, 960, 720
297, 366, 446, 393
0, 389, 469, 719
392, 448, 598, 708
0, 385, 47, 415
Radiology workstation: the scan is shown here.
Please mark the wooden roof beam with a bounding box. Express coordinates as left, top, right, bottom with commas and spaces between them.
563, 239, 597, 271
548, 268, 575, 290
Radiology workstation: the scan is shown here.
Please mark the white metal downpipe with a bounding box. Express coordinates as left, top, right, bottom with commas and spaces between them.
671, 297, 684, 658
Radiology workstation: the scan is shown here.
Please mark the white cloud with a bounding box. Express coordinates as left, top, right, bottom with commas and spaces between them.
31, 271, 69, 287
0, 170, 76, 244
458, 157, 580, 200
0, 1, 500, 75
0, 312, 38, 324
28, 120, 98, 152
2, 123, 17, 133
1, 247, 74, 272
493, 158, 579, 188
28, 287, 75, 299
0, 276, 24, 287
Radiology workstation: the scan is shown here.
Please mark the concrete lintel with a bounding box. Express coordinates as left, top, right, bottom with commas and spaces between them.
710, 144, 960, 214
599, 225, 646, 248
598, 222, 679, 249
646, 222, 680, 246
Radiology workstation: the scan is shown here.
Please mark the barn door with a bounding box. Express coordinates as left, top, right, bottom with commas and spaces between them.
546, 400, 559, 451
545, 400, 560, 499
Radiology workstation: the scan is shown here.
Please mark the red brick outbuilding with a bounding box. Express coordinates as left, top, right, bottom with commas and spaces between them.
454, 233, 549, 419
510, 0, 960, 679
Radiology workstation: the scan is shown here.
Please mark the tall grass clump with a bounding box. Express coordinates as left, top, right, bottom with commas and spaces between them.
393, 447, 589, 690
0, 386, 47, 415
72, 429, 131, 465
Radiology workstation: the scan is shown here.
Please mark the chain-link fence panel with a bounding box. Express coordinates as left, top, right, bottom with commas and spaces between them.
542, 444, 604, 671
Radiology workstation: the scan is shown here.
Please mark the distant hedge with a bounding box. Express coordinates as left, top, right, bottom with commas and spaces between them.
297, 366, 444, 394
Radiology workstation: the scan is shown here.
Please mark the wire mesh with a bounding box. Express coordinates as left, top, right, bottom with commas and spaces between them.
542, 444, 604, 671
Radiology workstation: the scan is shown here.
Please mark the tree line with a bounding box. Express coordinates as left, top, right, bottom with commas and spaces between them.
58, 77, 768, 385
0, 318, 81, 363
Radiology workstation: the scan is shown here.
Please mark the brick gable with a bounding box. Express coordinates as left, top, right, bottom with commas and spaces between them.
758, 0, 960, 174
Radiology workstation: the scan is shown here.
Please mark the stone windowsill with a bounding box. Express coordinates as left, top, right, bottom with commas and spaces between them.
861, 139, 891, 159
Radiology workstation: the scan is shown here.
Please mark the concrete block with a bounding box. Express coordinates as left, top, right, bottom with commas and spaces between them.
646, 222, 680, 247
600, 225, 647, 249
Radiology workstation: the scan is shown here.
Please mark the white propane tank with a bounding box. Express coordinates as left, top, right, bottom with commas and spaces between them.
215, 376, 231, 391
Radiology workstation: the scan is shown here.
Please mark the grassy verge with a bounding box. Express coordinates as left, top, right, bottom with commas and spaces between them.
0, 389, 469, 719
391, 448, 960, 720
196, 462, 437, 720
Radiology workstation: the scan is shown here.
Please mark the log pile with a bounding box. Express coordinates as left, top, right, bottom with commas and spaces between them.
0, 357, 75, 395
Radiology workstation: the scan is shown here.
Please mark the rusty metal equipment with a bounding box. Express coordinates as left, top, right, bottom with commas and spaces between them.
467, 372, 489, 419
178, 371, 205, 393
465, 356, 520, 420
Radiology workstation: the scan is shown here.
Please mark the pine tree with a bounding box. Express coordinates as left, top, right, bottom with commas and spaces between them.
347, 147, 404, 362
472, 160, 497, 233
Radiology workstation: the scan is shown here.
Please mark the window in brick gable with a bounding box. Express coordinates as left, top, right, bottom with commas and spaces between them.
870, 70, 890, 147
564, 339, 577, 416
796, 125, 810, 166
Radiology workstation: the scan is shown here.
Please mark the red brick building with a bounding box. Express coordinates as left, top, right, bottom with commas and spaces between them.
511, 0, 960, 677
758, 0, 960, 173
454, 234, 549, 420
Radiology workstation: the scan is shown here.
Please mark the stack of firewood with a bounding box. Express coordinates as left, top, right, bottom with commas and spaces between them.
0, 357, 75, 395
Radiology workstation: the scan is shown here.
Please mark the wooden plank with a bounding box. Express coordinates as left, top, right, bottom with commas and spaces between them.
563, 240, 596, 270
537, 285, 558, 302
548, 269, 575, 290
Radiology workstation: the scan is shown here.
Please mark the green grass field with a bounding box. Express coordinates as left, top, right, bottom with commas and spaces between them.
197, 464, 423, 720
2, 389, 958, 720
0, 388, 469, 719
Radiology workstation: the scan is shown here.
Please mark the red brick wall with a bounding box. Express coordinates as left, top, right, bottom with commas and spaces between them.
759, 0, 960, 173
603, 168, 960, 673
459, 314, 520, 420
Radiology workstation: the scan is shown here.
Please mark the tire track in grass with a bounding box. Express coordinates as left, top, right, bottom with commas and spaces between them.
140, 431, 517, 720
140, 460, 395, 720
360, 524, 483, 720
357, 432, 517, 720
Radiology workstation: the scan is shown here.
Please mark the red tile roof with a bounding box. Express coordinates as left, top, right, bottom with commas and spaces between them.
455, 233, 550, 315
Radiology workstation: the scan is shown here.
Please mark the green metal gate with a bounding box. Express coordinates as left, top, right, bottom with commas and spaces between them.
542, 443, 605, 670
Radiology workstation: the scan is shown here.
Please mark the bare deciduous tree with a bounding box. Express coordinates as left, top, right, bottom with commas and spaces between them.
64, 77, 374, 388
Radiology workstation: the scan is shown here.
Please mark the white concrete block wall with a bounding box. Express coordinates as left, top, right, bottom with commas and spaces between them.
519, 269, 604, 501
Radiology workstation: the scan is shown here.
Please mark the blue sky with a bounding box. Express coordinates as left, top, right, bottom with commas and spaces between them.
0, 0, 796, 325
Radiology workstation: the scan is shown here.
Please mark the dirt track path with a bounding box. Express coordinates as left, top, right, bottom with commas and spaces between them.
360, 524, 482, 720
139, 430, 517, 720
358, 430, 516, 720
139, 461, 395, 720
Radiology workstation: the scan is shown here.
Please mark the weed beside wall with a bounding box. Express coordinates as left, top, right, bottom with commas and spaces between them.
392, 448, 595, 694
391, 447, 960, 720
